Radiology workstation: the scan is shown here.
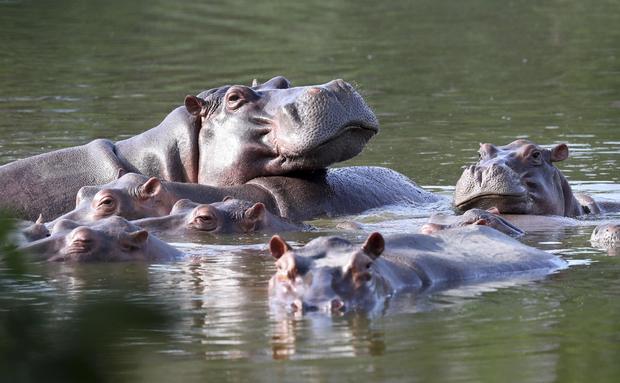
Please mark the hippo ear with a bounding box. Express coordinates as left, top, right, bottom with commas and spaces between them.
184, 95, 207, 116
244, 203, 266, 222
486, 207, 501, 215
251, 78, 259, 87
139, 177, 162, 198
362, 232, 384, 260
122, 230, 149, 251
116, 168, 126, 179
269, 235, 292, 260
550, 143, 569, 162
36, 214, 44, 225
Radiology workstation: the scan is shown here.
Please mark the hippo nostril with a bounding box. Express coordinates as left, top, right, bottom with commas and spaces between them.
331, 299, 345, 311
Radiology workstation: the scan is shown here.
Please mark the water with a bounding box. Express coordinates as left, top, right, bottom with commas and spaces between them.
1, 0, 619, 382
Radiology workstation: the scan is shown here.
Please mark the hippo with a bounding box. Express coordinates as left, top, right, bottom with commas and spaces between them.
19, 216, 181, 262
590, 223, 619, 252
454, 140, 619, 217
0, 76, 380, 221
50, 166, 438, 224
132, 198, 308, 237
420, 208, 524, 237
268, 226, 567, 313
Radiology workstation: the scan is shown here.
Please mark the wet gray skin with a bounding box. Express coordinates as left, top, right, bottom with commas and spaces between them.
0, 76, 378, 221
421, 208, 524, 237
132, 198, 309, 237
19, 216, 181, 262
590, 223, 620, 251
454, 140, 591, 217
52, 166, 437, 224
268, 226, 567, 314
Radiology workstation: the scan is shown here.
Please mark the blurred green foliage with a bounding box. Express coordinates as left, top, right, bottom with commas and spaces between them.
0, 213, 172, 383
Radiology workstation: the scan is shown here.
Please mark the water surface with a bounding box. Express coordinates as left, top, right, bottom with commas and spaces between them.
1, 0, 619, 382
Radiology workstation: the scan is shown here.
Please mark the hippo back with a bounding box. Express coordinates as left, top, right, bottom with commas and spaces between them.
383, 226, 567, 285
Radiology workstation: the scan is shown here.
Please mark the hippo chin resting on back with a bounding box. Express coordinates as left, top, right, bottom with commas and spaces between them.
454, 140, 620, 217
19, 216, 181, 262
268, 226, 567, 313
0, 76, 380, 221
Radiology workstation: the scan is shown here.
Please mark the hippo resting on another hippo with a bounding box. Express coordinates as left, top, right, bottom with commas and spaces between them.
2, 76, 435, 221
49, 167, 437, 225
268, 225, 567, 313
19, 216, 181, 262
454, 140, 620, 217
132, 198, 309, 237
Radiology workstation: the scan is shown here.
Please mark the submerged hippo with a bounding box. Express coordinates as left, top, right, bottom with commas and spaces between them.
420, 208, 524, 237
132, 198, 308, 237
19, 216, 181, 262
51, 166, 438, 224
454, 140, 619, 217
268, 226, 567, 313
590, 223, 619, 252
0, 76, 381, 221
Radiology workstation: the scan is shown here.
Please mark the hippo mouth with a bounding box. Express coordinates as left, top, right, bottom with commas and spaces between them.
455, 193, 530, 213
273, 123, 378, 169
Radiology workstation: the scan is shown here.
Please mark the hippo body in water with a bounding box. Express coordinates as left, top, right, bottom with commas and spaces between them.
0, 77, 382, 221
19, 216, 181, 262
50, 167, 438, 224
132, 198, 309, 237
268, 226, 567, 313
454, 140, 620, 217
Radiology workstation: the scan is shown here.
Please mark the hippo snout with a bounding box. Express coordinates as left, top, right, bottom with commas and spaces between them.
455, 162, 527, 211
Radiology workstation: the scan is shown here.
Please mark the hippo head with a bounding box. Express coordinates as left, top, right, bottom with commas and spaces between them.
268, 232, 389, 314
421, 208, 524, 237
21, 216, 178, 262
590, 224, 620, 251
454, 140, 583, 216
185, 76, 379, 185
166, 198, 270, 234
54, 174, 176, 225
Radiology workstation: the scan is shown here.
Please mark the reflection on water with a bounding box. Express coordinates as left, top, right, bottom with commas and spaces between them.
1, 0, 620, 381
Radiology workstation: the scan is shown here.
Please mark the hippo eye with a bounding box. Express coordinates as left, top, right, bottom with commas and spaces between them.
366, 263, 372, 269
96, 197, 116, 211
530, 150, 543, 164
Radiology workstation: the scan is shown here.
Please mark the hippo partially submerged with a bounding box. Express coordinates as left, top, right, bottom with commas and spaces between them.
454, 140, 619, 217
590, 223, 619, 252
0, 77, 381, 221
51, 167, 438, 224
421, 208, 524, 237
132, 198, 308, 237
19, 216, 181, 262
268, 226, 567, 313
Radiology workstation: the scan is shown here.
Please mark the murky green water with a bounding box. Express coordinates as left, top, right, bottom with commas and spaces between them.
1, 0, 620, 382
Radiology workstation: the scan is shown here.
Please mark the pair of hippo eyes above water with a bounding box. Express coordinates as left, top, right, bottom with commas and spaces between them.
478, 150, 543, 162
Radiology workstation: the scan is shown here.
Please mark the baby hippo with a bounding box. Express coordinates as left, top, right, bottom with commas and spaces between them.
421, 208, 524, 237
590, 223, 619, 252
48, 173, 176, 226
19, 216, 182, 262
132, 198, 307, 236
